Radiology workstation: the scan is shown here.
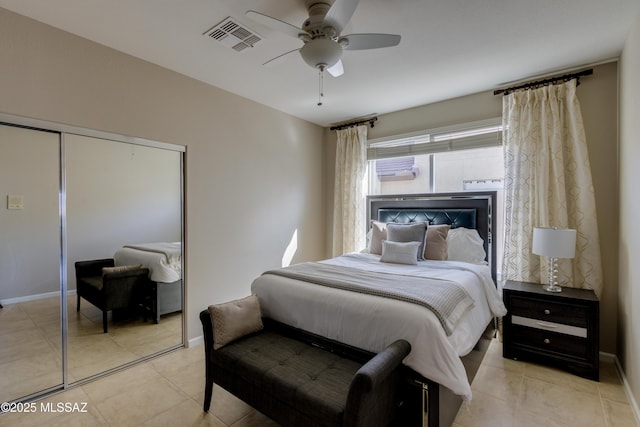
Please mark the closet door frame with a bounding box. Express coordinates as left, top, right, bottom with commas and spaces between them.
0, 112, 186, 398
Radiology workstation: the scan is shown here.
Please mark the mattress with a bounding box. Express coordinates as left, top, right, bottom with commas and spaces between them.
113, 242, 181, 283
251, 252, 507, 401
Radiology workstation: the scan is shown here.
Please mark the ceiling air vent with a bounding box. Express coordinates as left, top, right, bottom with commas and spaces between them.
204, 17, 263, 52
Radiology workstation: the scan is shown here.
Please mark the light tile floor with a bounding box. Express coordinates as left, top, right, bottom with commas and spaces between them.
0, 338, 638, 426
0, 296, 182, 405
453, 340, 638, 427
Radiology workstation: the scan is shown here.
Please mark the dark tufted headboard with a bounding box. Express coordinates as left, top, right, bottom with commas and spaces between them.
367, 191, 497, 284
377, 209, 477, 229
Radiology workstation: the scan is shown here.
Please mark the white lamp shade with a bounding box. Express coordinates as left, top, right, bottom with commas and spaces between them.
300, 38, 343, 69
532, 227, 577, 259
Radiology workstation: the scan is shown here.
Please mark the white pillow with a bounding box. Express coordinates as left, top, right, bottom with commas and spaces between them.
380, 240, 421, 265
447, 228, 487, 264
368, 220, 388, 255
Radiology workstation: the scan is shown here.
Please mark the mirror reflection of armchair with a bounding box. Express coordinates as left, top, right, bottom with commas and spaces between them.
75, 259, 150, 333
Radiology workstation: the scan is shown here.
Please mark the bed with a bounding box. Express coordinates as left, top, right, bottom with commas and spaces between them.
113, 242, 183, 323
250, 192, 506, 427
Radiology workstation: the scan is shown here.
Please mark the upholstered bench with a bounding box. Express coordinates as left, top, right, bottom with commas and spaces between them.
200, 299, 411, 427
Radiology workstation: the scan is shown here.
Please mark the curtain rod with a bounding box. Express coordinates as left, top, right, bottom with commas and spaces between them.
493, 68, 593, 96
330, 116, 378, 131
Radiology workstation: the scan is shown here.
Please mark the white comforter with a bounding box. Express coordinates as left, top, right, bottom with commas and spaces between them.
113, 242, 182, 283
251, 253, 507, 401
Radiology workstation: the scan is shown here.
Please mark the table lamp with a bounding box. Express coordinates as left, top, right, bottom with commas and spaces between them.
532, 227, 577, 292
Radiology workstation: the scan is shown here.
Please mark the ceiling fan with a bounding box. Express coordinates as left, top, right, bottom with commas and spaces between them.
246, 0, 401, 78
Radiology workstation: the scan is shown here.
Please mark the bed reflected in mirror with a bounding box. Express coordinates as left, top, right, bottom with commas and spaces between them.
65, 134, 183, 382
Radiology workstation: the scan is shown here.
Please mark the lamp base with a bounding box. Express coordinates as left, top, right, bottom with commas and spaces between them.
544, 257, 562, 292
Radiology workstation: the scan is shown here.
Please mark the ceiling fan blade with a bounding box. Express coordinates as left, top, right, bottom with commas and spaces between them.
327, 60, 344, 77
246, 10, 308, 39
342, 33, 401, 50
263, 48, 300, 67
323, 0, 360, 33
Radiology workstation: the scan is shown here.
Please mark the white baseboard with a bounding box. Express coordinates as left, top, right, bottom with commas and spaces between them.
0, 289, 76, 306
599, 350, 616, 363
608, 353, 640, 426
188, 335, 204, 348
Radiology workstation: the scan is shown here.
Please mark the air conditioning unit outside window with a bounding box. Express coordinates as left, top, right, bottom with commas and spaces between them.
376, 157, 419, 181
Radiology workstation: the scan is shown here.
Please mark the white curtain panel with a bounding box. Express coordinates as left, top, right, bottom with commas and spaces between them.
332, 125, 367, 256
502, 80, 603, 297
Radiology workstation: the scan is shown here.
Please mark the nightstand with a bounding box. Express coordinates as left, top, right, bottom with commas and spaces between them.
502, 280, 599, 381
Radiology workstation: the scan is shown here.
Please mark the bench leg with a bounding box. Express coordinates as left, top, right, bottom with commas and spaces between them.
203, 371, 213, 412
102, 311, 108, 333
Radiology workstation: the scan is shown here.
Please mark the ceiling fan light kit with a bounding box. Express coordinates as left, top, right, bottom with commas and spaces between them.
246, 0, 400, 105
300, 37, 343, 69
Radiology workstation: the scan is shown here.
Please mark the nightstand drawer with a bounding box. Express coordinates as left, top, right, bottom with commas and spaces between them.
510, 325, 589, 359
512, 315, 587, 338
510, 296, 588, 328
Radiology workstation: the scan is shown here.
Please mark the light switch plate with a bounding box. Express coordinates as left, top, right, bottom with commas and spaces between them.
7, 194, 24, 210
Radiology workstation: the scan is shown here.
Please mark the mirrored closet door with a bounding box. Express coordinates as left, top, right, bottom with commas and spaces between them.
65, 133, 184, 381
0, 123, 63, 402
0, 116, 185, 402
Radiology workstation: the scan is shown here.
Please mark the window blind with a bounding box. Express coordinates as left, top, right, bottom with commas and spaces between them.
367, 118, 502, 160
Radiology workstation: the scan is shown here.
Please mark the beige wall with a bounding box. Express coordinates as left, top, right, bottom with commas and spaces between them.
325, 63, 620, 354
579, 62, 620, 355
0, 8, 326, 341
619, 7, 640, 413
0, 125, 60, 299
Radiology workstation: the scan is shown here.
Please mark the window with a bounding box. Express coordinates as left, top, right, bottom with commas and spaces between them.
366, 119, 505, 277
367, 118, 503, 195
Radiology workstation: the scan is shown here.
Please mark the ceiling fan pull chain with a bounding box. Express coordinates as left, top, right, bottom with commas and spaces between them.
317, 67, 324, 106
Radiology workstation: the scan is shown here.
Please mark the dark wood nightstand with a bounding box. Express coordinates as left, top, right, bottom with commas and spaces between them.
502, 280, 599, 381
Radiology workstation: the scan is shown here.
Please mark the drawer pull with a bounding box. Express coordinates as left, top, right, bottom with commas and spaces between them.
544, 309, 551, 315
544, 338, 550, 344
536, 322, 559, 329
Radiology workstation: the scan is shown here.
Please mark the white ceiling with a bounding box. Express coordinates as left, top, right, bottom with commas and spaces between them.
1, 0, 638, 127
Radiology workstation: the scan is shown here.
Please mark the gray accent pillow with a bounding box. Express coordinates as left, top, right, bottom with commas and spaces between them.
386, 222, 429, 260
208, 295, 263, 350
380, 240, 420, 265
